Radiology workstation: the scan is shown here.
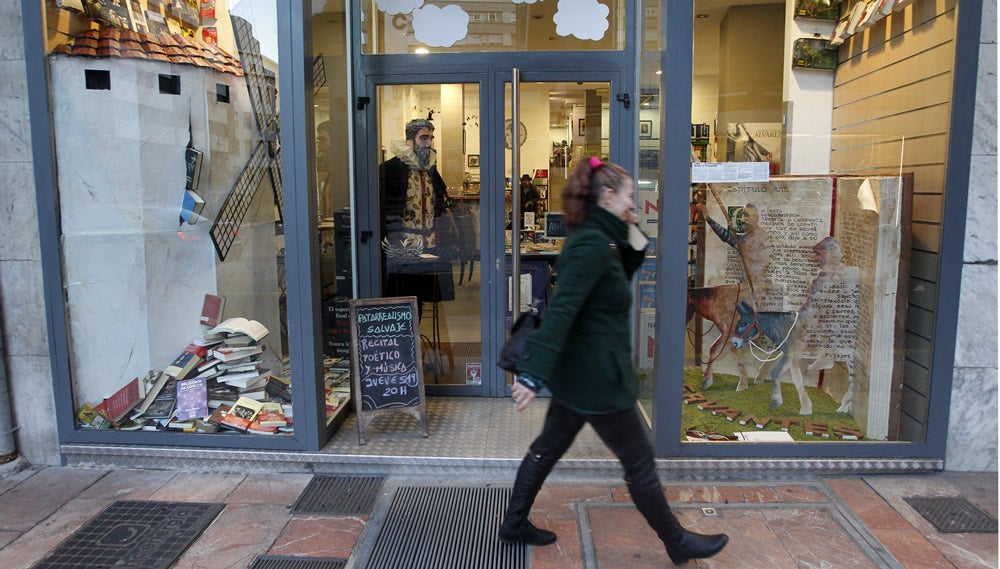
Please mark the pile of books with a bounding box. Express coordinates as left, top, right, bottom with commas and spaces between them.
76, 300, 297, 435
206, 397, 292, 435
324, 357, 351, 418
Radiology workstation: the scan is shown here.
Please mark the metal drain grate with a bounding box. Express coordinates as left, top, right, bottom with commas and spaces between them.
31, 500, 224, 569
365, 486, 526, 569
248, 556, 347, 569
904, 496, 999, 533
291, 475, 385, 515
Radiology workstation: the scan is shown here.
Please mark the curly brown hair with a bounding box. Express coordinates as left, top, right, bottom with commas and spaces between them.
562, 157, 632, 228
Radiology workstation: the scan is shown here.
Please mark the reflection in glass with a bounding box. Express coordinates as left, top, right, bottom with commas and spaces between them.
314, 1, 354, 425
376, 84, 482, 387
503, 81, 611, 390
361, 1, 625, 54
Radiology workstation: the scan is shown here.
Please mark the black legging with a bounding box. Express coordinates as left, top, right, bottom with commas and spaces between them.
524, 399, 684, 547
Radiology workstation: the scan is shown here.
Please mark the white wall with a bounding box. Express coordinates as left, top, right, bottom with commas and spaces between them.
50, 56, 280, 406
782, 1, 835, 174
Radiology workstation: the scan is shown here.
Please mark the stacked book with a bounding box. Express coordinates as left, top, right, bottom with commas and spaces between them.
206, 317, 272, 398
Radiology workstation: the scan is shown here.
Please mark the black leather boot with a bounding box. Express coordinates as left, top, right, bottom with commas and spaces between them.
498, 518, 557, 546
620, 467, 728, 564
498, 453, 557, 546
666, 530, 729, 565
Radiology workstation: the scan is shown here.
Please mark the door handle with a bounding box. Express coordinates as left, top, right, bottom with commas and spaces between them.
360, 230, 373, 243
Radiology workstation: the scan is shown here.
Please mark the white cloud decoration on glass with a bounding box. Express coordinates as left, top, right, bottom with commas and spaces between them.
412, 5, 470, 48
553, 0, 609, 41
376, 0, 423, 16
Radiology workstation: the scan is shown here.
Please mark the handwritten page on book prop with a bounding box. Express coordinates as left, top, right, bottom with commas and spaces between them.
349, 297, 428, 445
832, 175, 911, 440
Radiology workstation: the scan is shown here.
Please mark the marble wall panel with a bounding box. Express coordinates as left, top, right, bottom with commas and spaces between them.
963, 154, 998, 263
946, 366, 999, 471
982, 0, 997, 45
0, 0, 24, 61
0, 161, 40, 262
0, 260, 48, 358
971, 37, 997, 157
0, 60, 32, 164
7, 355, 59, 466
954, 264, 998, 368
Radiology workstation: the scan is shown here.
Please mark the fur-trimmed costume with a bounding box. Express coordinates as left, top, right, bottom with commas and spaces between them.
379, 140, 449, 250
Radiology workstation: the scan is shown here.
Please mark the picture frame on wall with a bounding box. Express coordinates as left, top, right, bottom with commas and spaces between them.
792, 38, 838, 70
467, 154, 480, 168
794, 0, 840, 21
639, 120, 653, 139
578, 118, 586, 137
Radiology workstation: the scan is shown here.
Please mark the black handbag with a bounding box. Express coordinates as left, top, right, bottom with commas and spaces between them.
498, 309, 540, 372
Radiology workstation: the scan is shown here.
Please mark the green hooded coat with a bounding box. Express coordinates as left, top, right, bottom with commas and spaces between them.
517, 205, 647, 413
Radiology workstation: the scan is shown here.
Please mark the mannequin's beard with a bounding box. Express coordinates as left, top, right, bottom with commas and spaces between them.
413, 146, 433, 169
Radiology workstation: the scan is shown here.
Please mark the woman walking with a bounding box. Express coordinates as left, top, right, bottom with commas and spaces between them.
499, 157, 729, 565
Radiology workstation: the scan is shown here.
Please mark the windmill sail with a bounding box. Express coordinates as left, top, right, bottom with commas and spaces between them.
210, 14, 283, 261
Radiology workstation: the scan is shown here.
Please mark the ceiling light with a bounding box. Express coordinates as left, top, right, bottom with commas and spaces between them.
696, 13, 709, 19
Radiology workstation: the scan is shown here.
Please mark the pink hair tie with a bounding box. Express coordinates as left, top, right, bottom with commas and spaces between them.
588, 156, 602, 169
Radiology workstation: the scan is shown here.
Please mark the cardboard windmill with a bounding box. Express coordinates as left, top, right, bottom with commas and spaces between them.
210, 15, 284, 261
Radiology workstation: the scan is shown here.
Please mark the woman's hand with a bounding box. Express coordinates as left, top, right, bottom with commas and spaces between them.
511, 381, 537, 411
624, 211, 639, 225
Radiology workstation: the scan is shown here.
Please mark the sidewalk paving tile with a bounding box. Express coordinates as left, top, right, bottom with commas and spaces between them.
871, 527, 957, 569
828, 478, 913, 529
74, 468, 175, 501
171, 502, 289, 569
0, 467, 105, 531
147, 472, 245, 503
270, 516, 367, 559
228, 472, 315, 505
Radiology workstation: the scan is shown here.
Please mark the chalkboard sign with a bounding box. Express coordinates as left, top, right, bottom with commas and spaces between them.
544, 212, 567, 238
349, 297, 428, 444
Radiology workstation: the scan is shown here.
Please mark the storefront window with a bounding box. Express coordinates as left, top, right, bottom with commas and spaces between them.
360, 0, 626, 54
45, 0, 300, 436
313, 1, 355, 424
635, 1, 662, 427
680, 0, 957, 444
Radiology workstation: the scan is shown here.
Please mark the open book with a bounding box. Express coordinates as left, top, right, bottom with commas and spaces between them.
209, 317, 269, 342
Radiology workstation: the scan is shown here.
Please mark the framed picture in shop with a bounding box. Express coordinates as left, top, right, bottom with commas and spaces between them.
639, 120, 653, 139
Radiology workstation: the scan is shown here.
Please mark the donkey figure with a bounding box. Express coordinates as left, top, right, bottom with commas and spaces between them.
686, 284, 756, 391
730, 300, 813, 415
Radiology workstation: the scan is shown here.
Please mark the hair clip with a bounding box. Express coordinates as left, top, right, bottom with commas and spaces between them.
588, 156, 602, 169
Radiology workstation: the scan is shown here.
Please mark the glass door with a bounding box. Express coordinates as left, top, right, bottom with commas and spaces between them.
366, 74, 622, 397
501, 75, 618, 393
373, 83, 485, 393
